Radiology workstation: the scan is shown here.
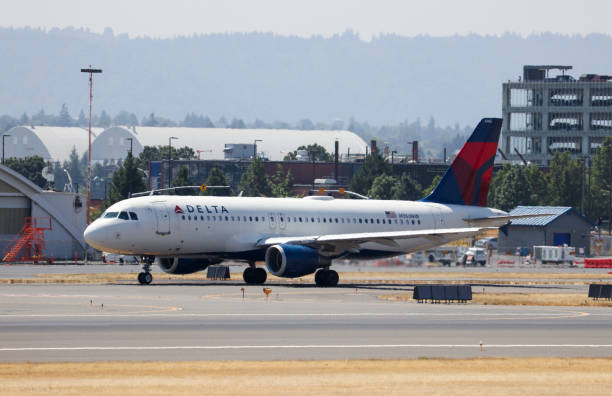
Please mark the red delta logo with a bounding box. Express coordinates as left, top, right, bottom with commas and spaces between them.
174, 205, 184, 214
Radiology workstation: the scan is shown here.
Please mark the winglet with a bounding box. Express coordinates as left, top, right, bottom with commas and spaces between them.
421, 118, 502, 206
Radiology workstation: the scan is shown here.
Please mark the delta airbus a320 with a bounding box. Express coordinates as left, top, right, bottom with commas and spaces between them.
84, 118, 522, 286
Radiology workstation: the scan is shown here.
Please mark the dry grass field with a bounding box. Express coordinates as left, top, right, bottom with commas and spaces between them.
0, 270, 610, 285
1, 358, 611, 395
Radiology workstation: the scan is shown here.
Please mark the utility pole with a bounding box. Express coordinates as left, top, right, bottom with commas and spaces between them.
2, 134, 11, 164
126, 137, 133, 156
80, 66, 102, 224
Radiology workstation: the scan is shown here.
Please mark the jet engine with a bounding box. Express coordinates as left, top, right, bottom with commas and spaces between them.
156, 257, 221, 274
265, 244, 330, 278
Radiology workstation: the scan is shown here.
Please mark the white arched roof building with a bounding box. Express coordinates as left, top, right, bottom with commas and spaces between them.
91, 126, 368, 162
2, 126, 102, 163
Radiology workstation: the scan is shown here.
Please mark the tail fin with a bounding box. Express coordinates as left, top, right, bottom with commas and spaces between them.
421, 117, 502, 207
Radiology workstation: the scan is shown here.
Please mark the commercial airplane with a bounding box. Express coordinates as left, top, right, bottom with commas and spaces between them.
84, 118, 520, 286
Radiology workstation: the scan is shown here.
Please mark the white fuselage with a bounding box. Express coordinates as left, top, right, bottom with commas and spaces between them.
84, 195, 507, 260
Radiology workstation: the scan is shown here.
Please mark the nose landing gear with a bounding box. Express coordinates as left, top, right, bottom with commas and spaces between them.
138, 257, 154, 285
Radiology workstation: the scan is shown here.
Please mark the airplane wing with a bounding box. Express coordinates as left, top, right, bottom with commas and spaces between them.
256, 227, 482, 249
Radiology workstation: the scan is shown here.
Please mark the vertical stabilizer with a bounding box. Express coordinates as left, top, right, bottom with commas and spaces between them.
421, 118, 502, 206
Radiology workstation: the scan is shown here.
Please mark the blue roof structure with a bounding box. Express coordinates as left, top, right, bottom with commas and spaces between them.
507, 206, 592, 227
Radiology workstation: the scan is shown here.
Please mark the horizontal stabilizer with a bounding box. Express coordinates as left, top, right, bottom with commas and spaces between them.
464, 214, 555, 227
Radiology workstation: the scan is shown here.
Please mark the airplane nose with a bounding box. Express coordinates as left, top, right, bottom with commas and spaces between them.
84, 222, 107, 250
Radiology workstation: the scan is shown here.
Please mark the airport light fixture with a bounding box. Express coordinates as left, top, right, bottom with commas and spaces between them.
2, 134, 11, 164
80, 66, 102, 224
168, 136, 178, 188
253, 139, 262, 159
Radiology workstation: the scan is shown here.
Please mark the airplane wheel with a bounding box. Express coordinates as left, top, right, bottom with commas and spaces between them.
254, 268, 267, 284
325, 270, 339, 287
243, 267, 255, 284
143, 272, 153, 284
315, 269, 339, 287
137, 272, 146, 284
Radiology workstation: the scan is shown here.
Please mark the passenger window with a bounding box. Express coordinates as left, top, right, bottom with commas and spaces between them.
418, 220, 421, 225
207, 216, 211, 221
182, 215, 186, 220
201, 215, 204, 220
118, 211, 129, 220
376, 219, 380, 224
299, 217, 303, 222
311, 218, 315, 222
359, 219, 362, 224
188, 215, 191, 220
249, 216, 253, 221
103, 212, 118, 218
323, 218, 326, 223
243, 216, 247, 221
255, 216, 258, 221
335, 218, 338, 223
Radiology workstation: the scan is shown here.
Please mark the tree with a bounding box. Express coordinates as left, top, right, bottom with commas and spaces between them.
422, 174, 442, 197
97, 110, 112, 128
57, 104, 72, 126
107, 152, 146, 204
19, 113, 29, 125
113, 111, 139, 126
76, 110, 87, 127
172, 166, 192, 187
391, 173, 422, 200
284, 144, 333, 162
349, 153, 391, 195
135, 145, 195, 169
368, 174, 397, 200
229, 118, 246, 129
268, 165, 293, 197
239, 157, 271, 197
590, 136, 612, 224
203, 166, 232, 196
63, 147, 84, 191
547, 151, 582, 209
3, 156, 47, 188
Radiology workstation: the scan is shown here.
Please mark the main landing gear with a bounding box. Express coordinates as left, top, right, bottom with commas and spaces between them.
138, 258, 154, 285
243, 262, 267, 284
315, 268, 339, 287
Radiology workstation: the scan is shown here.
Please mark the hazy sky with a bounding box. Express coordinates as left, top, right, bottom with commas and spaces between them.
1, 0, 610, 39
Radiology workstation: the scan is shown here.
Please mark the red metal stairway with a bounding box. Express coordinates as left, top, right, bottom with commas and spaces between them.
2, 217, 52, 263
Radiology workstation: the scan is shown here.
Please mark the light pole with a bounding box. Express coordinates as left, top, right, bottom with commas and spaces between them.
81, 66, 102, 224
2, 134, 11, 164
254, 139, 262, 159
126, 137, 133, 156
391, 150, 397, 165
168, 136, 178, 188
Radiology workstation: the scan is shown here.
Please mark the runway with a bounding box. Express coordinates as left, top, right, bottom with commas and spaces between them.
1, 281, 611, 362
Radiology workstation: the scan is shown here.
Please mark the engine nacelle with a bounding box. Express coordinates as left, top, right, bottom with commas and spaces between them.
156, 257, 220, 274
265, 244, 330, 278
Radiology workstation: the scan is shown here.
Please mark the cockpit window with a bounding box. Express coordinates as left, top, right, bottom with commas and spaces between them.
103, 212, 118, 218
129, 212, 138, 220
118, 211, 129, 220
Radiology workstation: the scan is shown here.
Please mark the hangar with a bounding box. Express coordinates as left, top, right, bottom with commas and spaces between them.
498, 206, 593, 256
0, 165, 87, 260
91, 126, 368, 162
1, 126, 102, 163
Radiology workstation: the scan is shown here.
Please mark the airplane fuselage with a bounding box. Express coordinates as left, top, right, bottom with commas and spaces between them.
85, 195, 507, 260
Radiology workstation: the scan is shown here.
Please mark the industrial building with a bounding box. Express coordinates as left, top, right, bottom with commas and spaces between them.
501, 65, 612, 165
0, 165, 87, 260
497, 206, 593, 256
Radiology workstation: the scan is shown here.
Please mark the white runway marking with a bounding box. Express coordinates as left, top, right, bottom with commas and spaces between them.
2, 344, 612, 352
0, 311, 586, 318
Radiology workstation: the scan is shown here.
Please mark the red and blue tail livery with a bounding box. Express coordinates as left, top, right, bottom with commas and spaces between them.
422, 118, 502, 207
